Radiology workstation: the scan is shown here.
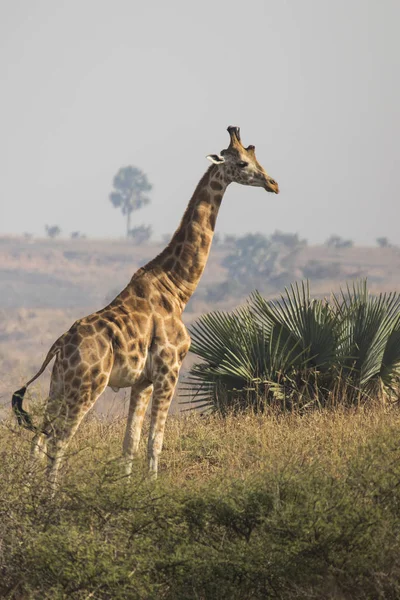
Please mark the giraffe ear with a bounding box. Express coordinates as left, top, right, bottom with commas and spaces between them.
206, 154, 225, 164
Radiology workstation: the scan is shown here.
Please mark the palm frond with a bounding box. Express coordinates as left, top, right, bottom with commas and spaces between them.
185, 279, 400, 413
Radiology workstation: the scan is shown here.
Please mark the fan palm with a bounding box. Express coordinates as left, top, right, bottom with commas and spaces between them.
185, 280, 400, 413
184, 306, 307, 413
333, 281, 400, 396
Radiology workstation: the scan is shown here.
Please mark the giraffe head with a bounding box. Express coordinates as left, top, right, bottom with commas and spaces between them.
207, 126, 279, 194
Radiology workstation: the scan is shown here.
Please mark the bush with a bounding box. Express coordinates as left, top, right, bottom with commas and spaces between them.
70, 231, 86, 239
210, 232, 307, 303
186, 280, 400, 412
325, 235, 353, 249
270, 229, 307, 249
45, 225, 61, 239
377, 236, 390, 248
128, 224, 152, 245
302, 259, 341, 280
2, 409, 400, 599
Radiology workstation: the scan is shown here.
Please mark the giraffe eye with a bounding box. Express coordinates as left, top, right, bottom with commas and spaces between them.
238, 161, 248, 168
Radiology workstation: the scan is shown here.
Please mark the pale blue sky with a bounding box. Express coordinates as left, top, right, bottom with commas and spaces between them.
0, 0, 399, 244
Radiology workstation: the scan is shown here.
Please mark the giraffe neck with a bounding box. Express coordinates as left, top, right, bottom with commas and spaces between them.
142, 165, 228, 308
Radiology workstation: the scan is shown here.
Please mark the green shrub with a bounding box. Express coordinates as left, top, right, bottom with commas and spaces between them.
2, 410, 400, 599
186, 280, 400, 412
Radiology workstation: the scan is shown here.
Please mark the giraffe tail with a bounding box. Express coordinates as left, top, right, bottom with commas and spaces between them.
11, 386, 34, 431
11, 335, 64, 432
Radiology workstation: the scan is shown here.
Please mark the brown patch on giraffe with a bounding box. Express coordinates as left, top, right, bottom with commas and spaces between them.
179, 246, 194, 265
133, 279, 149, 298
98, 374, 108, 387
162, 256, 175, 271
174, 261, 188, 280
103, 311, 120, 325
159, 295, 173, 312
91, 365, 101, 379
63, 364, 73, 376
132, 298, 150, 312
154, 356, 163, 368
174, 229, 186, 243
129, 340, 138, 352
97, 320, 112, 335
210, 180, 223, 191
71, 377, 81, 389
190, 265, 203, 281
75, 363, 88, 377
96, 336, 108, 353
125, 323, 136, 339
69, 331, 82, 346
113, 334, 126, 351
174, 244, 183, 256
69, 351, 80, 367
135, 315, 148, 334
81, 324, 96, 335
198, 188, 210, 203
167, 375, 176, 388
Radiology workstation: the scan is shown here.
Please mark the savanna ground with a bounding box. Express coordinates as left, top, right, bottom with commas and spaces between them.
2, 404, 400, 599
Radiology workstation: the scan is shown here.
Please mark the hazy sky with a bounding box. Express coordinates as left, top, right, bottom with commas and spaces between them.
1, 0, 399, 245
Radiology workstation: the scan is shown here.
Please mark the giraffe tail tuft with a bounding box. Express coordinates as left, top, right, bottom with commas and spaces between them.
11, 334, 63, 432
12, 386, 36, 432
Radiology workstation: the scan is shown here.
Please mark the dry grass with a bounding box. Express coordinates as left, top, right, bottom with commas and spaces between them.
7, 402, 398, 484
2, 403, 400, 599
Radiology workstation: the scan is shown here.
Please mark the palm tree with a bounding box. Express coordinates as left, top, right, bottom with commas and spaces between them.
185, 280, 400, 413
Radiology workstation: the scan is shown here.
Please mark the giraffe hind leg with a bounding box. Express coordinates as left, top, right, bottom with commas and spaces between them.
31, 357, 64, 463
43, 380, 109, 490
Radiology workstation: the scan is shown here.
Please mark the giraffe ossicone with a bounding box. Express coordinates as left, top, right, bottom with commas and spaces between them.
12, 126, 279, 486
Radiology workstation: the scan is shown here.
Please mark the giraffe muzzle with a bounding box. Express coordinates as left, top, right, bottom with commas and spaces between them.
264, 179, 280, 194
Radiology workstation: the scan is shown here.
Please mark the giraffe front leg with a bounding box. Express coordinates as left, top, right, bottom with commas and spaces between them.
31, 431, 48, 460
123, 382, 153, 476
147, 369, 180, 477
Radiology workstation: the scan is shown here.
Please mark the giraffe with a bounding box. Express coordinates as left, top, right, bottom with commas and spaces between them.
12, 126, 279, 485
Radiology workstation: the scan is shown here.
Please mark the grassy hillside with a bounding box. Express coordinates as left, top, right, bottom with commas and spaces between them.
2, 404, 400, 599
